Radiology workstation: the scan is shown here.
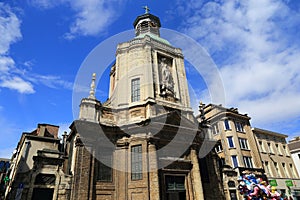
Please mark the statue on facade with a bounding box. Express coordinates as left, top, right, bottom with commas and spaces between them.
160, 57, 174, 96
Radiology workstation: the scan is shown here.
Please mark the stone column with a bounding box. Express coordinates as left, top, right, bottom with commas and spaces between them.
115, 138, 129, 200
148, 143, 160, 200
190, 149, 204, 200
71, 145, 92, 200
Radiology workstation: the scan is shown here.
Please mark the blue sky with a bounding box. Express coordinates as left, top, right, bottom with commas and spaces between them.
0, 0, 300, 158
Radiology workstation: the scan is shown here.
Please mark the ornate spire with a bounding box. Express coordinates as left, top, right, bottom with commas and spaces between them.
89, 73, 96, 99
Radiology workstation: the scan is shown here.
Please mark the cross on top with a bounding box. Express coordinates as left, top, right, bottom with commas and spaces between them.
143, 6, 150, 14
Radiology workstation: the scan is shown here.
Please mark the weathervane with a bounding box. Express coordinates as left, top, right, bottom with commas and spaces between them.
143, 6, 150, 14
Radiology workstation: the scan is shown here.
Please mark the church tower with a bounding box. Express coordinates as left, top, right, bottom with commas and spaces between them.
105, 8, 193, 126
67, 8, 224, 200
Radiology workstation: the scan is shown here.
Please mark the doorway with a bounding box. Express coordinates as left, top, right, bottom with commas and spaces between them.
165, 175, 186, 200
229, 190, 237, 200
32, 188, 54, 200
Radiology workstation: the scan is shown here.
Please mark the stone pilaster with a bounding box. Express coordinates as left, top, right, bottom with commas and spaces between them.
71, 139, 93, 200
115, 138, 129, 200
190, 149, 204, 200
148, 143, 160, 200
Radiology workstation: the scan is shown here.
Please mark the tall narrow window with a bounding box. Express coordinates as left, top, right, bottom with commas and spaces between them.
131, 145, 142, 180
224, 119, 231, 130
267, 142, 273, 153
283, 145, 290, 156
265, 161, 272, 176
239, 138, 249, 150
290, 164, 296, 178
276, 144, 282, 155
96, 155, 112, 182
274, 162, 280, 177
231, 155, 238, 168
215, 144, 223, 153
235, 121, 244, 132
131, 78, 140, 102
282, 163, 288, 177
259, 141, 265, 152
243, 156, 253, 168
227, 136, 235, 148
212, 123, 220, 135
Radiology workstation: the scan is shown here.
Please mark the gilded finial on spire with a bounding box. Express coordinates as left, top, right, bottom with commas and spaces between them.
89, 73, 96, 99
143, 5, 150, 14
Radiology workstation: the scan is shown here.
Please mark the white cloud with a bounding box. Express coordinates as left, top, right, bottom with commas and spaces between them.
28, 0, 127, 39
26, 74, 73, 90
0, 3, 34, 94
0, 56, 15, 73
27, 0, 63, 9
66, 0, 123, 39
176, 0, 300, 130
0, 3, 73, 93
0, 76, 35, 94
0, 3, 22, 54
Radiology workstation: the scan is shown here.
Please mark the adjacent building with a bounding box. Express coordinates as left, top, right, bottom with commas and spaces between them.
253, 128, 300, 199
204, 104, 264, 200
0, 158, 10, 199
289, 137, 300, 178
5, 124, 71, 200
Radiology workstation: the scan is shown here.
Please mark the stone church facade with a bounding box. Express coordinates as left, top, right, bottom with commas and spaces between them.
64, 11, 224, 200
4, 11, 225, 200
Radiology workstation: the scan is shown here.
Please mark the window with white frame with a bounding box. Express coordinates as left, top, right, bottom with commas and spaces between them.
267, 142, 273, 154
239, 138, 249, 150
274, 162, 280, 177
235, 121, 245, 132
265, 161, 272, 176
289, 164, 296, 178
211, 123, 220, 135
215, 144, 223, 153
231, 155, 238, 168
283, 145, 290, 156
282, 163, 288, 177
227, 136, 235, 148
224, 119, 231, 130
131, 78, 140, 102
276, 144, 282, 155
259, 141, 265, 152
243, 156, 253, 168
